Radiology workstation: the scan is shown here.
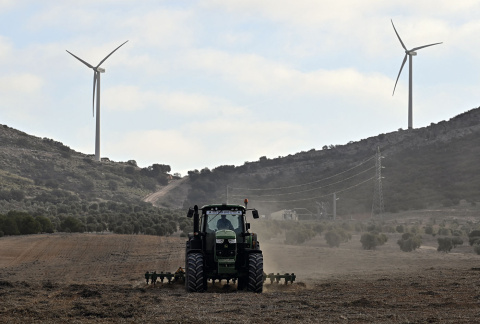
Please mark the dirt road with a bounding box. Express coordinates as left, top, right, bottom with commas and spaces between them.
143, 177, 189, 207
1, 233, 479, 323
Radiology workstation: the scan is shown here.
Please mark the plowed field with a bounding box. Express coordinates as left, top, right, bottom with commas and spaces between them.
1, 232, 479, 323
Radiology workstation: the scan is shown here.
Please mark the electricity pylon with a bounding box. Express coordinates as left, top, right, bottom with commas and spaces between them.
371, 147, 385, 218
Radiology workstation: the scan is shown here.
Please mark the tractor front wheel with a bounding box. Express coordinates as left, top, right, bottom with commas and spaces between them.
247, 253, 263, 293
186, 252, 206, 292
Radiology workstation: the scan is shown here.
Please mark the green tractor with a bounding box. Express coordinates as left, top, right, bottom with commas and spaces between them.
185, 200, 263, 293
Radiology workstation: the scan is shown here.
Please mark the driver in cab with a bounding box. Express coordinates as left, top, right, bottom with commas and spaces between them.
217, 214, 234, 231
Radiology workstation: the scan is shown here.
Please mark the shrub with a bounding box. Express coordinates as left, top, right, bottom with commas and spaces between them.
397, 233, 422, 252
325, 230, 341, 247
285, 226, 316, 245
451, 236, 463, 248
361, 232, 388, 250
437, 237, 453, 253
437, 228, 450, 236
424, 225, 434, 235
468, 230, 480, 246
473, 244, 480, 255
396, 225, 404, 233
324, 229, 351, 248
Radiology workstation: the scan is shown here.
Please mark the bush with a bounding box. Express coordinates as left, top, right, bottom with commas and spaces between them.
451, 236, 463, 248
424, 225, 434, 235
437, 237, 453, 253
325, 230, 341, 247
397, 233, 422, 252
284, 224, 316, 245
473, 244, 480, 255
396, 225, 404, 233
468, 230, 480, 246
437, 228, 450, 236
324, 229, 350, 248
360, 232, 388, 250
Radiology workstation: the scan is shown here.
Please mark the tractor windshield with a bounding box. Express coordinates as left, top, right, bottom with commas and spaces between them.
205, 210, 244, 233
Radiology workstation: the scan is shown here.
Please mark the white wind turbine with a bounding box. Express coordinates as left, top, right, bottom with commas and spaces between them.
391, 20, 442, 130
66, 40, 128, 161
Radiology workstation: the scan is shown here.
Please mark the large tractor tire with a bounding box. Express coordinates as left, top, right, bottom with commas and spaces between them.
186, 252, 206, 292
247, 253, 263, 293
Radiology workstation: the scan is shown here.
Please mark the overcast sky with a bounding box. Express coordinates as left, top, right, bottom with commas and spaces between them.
1, 1, 479, 175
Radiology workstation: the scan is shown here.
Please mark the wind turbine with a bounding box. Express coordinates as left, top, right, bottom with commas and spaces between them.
391, 20, 441, 130
66, 40, 128, 161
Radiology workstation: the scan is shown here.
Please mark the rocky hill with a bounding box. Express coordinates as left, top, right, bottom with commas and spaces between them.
160, 107, 480, 217
0, 124, 174, 211
1, 106, 480, 219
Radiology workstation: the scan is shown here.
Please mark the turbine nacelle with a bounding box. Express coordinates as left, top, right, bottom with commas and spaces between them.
408, 51, 417, 56
96, 67, 106, 73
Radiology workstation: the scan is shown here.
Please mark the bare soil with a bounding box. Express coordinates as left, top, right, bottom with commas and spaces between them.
1, 232, 480, 323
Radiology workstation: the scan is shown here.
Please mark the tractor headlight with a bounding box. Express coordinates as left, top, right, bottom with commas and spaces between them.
216, 239, 224, 244
228, 238, 236, 244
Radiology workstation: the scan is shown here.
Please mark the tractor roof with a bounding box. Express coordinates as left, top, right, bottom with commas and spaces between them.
201, 204, 246, 212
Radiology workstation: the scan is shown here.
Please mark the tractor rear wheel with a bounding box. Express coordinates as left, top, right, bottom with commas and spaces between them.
247, 253, 263, 293
186, 252, 206, 292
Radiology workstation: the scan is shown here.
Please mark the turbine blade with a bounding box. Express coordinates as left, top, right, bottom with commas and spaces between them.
391, 20, 407, 51
393, 54, 407, 96
96, 40, 129, 68
411, 42, 442, 52
66, 50, 94, 69
92, 72, 97, 117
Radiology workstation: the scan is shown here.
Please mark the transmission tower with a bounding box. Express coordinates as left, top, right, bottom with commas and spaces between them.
371, 147, 385, 218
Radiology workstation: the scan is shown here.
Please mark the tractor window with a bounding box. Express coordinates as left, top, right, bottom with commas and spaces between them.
205, 211, 244, 233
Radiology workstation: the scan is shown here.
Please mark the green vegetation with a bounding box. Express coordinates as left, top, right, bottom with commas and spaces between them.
0, 202, 189, 236
360, 232, 388, 250
397, 233, 422, 252
324, 229, 351, 248
437, 236, 463, 253
468, 230, 480, 246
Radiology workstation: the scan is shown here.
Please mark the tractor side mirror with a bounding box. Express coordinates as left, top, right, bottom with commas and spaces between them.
246, 223, 250, 230
187, 208, 194, 218
252, 210, 259, 219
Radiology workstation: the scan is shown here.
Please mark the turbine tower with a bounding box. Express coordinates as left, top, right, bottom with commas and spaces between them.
67, 40, 128, 161
391, 20, 441, 130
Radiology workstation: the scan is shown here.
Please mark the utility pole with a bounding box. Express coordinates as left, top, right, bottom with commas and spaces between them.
333, 192, 339, 220
371, 147, 385, 218
226, 185, 229, 204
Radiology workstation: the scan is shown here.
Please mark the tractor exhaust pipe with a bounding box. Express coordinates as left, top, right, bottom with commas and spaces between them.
193, 205, 199, 234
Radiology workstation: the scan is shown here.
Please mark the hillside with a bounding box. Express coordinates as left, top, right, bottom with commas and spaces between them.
0, 125, 188, 236
0, 124, 175, 206
153, 106, 480, 217
1, 106, 480, 221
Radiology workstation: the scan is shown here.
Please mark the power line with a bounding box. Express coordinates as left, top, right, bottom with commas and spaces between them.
231, 165, 375, 198
250, 176, 376, 203
229, 154, 376, 191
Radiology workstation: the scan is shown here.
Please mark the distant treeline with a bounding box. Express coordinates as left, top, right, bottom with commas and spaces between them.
0, 199, 192, 237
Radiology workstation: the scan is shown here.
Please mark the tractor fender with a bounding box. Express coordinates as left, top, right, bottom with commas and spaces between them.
186, 249, 204, 256
244, 249, 263, 255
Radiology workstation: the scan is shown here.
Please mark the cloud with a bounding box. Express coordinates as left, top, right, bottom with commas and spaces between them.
121, 8, 196, 49
105, 117, 307, 174
0, 73, 43, 95
103, 86, 248, 116
105, 128, 203, 172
